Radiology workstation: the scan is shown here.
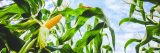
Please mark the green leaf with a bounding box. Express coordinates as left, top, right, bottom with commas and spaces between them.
27, 0, 39, 14
146, 47, 154, 53
46, 44, 74, 53
93, 8, 115, 50
129, 0, 137, 17
60, 7, 88, 18
94, 17, 99, 27
135, 44, 140, 53
150, 4, 158, 19
135, 26, 153, 53
74, 22, 107, 52
60, 44, 74, 53
45, 46, 59, 52
142, 47, 160, 53
59, 7, 105, 44
57, 0, 63, 7
87, 24, 92, 31
0, 4, 23, 20
38, 0, 45, 7
93, 17, 102, 53
58, 22, 65, 35
42, 9, 50, 14
36, 10, 43, 21
93, 22, 108, 30
90, 41, 93, 53
59, 16, 88, 44
150, 47, 160, 51
85, 45, 90, 53
136, 37, 152, 53
146, 25, 160, 36
124, 39, 141, 53
0, 13, 16, 25
147, 47, 158, 53
138, 0, 146, 21
94, 34, 102, 53
102, 45, 113, 53
13, 0, 30, 12
74, 31, 100, 53
143, 0, 160, 5
0, 24, 24, 52
109, 27, 115, 50
27, 0, 44, 14
81, 9, 96, 17
60, 7, 88, 30
41, 9, 50, 21
19, 38, 37, 53
13, 0, 31, 18
1, 48, 7, 53
0, 4, 23, 13
119, 17, 155, 25
7, 20, 39, 30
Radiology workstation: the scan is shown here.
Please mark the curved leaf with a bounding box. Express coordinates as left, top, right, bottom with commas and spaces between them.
94, 33, 102, 53
143, 0, 160, 5
124, 39, 141, 53
46, 44, 74, 53
60, 44, 74, 53
102, 45, 113, 53
119, 17, 155, 25
13, 0, 31, 18
0, 4, 23, 20
74, 22, 107, 52
57, 0, 63, 7
129, 0, 137, 17
135, 30, 153, 53
109, 27, 115, 50
19, 38, 36, 53
150, 4, 158, 19
142, 47, 160, 53
59, 16, 89, 44
138, 0, 146, 21
59, 7, 106, 44
0, 24, 24, 52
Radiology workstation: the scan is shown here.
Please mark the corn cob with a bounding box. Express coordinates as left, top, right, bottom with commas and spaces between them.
45, 14, 62, 29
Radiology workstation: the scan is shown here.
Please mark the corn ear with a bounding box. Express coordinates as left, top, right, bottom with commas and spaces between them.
45, 14, 62, 29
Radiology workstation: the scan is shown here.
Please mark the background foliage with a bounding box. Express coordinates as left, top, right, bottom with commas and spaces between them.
0, 0, 115, 53
120, 0, 160, 53
0, 0, 160, 53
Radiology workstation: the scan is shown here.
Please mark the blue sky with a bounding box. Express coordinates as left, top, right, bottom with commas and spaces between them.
0, 0, 157, 53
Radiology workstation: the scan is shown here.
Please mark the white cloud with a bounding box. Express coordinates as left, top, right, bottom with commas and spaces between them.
0, 0, 13, 7
120, 23, 145, 33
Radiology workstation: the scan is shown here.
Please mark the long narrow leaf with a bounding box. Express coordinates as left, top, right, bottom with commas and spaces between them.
102, 45, 113, 53
109, 27, 115, 50
57, 0, 63, 7
119, 17, 155, 25
129, 0, 137, 17
94, 34, 102, 53
74, 22, 107, 52
124, 39, 141, 53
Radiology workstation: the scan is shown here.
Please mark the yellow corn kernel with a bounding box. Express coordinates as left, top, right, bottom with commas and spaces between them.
45, 14, 62, 29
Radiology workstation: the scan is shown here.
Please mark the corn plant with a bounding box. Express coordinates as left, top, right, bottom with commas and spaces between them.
0, 0, 115, 53
120, 0, 160, 53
